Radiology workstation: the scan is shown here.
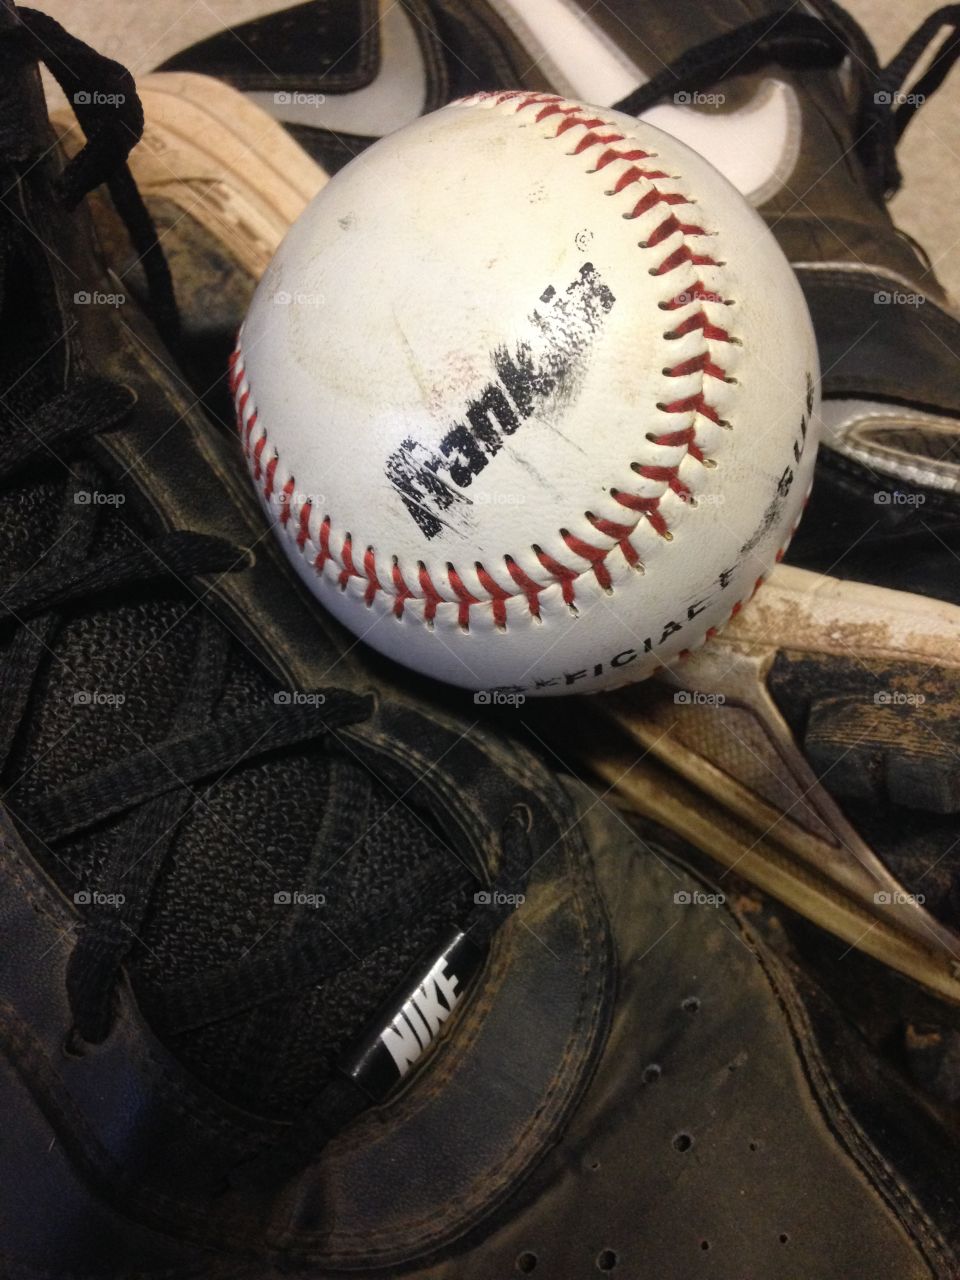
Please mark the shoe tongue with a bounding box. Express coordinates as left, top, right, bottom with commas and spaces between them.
1, 459, 471, 1118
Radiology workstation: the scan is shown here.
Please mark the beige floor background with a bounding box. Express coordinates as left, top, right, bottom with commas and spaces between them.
30, 0, 960, 299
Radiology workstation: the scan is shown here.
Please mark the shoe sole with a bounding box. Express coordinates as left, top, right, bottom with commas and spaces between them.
536, 563, 960, 1003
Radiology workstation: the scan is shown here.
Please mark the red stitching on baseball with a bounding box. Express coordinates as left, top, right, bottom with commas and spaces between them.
594, 146, 653, 170
391, 559, 414, 618
645, 214, 707, 246
610, 165, 671, 192
363, 546, 381, 606
571, 130, 625, 155
533, 546, 578, 609
418, 562, 443, 625
448, 564, 481, 629
234, 91, 749, 632
263, 453, 278, 502
475, 565, 511, 629
504, 555, 545, 620
296, 498, 312, 548
315, 515, 332, 573
338, 534, 358, 591
278, 474, 294, 524
651, 244, 721, 275
658, 392, 725, 426
252, 432, 267, 481
663, 352, 730, 380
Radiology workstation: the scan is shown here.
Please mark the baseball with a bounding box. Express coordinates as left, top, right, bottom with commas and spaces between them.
232, 91, 819, 696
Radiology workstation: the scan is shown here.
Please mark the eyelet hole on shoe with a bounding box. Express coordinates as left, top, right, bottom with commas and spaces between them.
597, 1249, 618, 1271
642, 1062, 661, 1084
516, 1251, 538, 1273
673, 1131, 694, 1152
682, 995, 700, 1013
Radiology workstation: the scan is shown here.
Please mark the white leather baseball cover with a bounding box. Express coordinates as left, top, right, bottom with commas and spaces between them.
233, 91, 820, 696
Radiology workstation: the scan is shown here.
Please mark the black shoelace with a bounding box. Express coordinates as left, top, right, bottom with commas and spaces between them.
0, 7, 531, 1180
613, 4, 960, 200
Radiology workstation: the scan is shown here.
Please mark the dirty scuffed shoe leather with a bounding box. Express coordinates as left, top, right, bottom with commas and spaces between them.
5, 7, 960, 1277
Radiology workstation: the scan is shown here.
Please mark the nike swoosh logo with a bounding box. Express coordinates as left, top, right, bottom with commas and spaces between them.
489, 0, 801, 206
250, 1, 427, 137
255, 0, 801, 204
639, 80, 801, 207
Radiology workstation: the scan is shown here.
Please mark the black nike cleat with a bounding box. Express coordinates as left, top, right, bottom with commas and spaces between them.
5, 8, 960, 1277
